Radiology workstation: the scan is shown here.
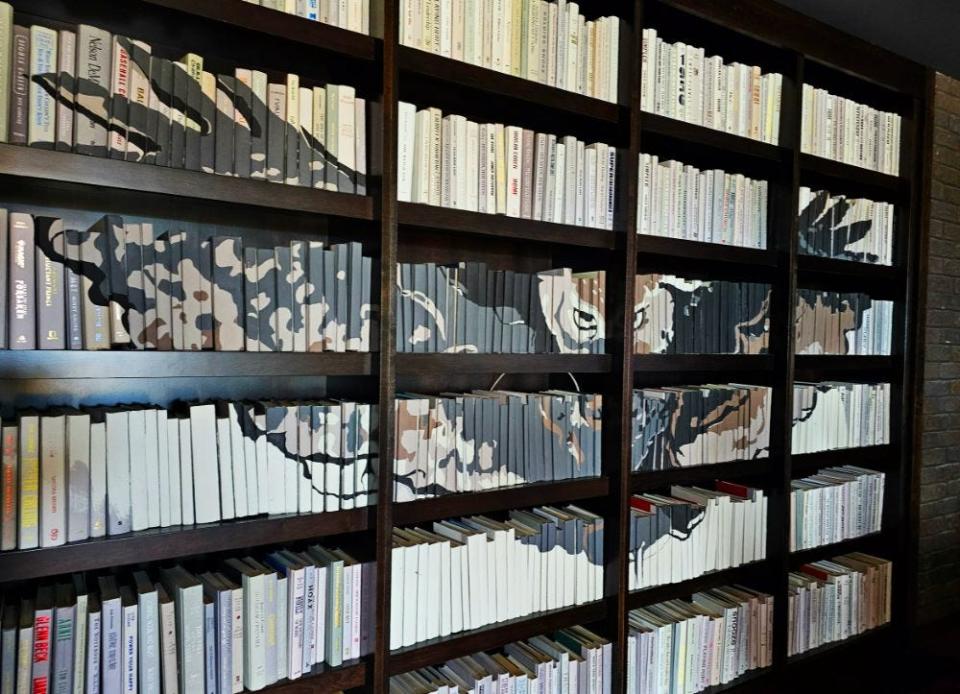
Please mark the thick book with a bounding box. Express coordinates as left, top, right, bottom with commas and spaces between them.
250, 70, 268, 180
55, 29, 76, 152
65, 414, 91, 544
181, 54, 203, 171
234, 69, 254, 180
105, 410, 131, 535
27, 25, 57, 149
8, 212, 35, 349
124, 40, 152, 162
200, 71, 217, 173
51, 583, 76, 694
212, 236, 244, 351
107, 35, 130, 159
190, 404, 221, 524
89, 215, 131, 346
39, 414, 66, 547
0, 425, 17, 550
215, 75, 237, 176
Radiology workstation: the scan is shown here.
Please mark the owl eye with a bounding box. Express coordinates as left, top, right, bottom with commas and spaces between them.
573, 308, 597, 330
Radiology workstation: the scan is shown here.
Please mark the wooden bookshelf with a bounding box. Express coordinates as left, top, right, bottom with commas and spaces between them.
0, 0, 928, 692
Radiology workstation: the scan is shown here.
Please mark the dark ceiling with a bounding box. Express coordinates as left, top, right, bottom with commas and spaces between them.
774, 0, 960, 78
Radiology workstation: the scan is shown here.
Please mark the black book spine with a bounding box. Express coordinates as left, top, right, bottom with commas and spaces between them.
170, 63, 188, 168
233, 73, 253, 180
215, 75, 236, 177
183, 69, 203, 172
155, 59, 173, 167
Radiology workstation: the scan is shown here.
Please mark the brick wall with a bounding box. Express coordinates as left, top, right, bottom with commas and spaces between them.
917, 72, 960, 624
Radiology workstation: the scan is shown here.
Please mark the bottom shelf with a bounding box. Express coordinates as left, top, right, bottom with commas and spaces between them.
267, 661, 366, 693
787, 622, 892, 665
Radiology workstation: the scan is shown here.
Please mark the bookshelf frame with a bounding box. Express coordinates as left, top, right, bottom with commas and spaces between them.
0, 0, 930, 692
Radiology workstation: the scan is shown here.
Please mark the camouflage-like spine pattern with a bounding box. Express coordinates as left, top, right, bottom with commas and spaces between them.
632, 384, 772, 471
794, 289, 893, 356
634, 274, 771, 355
798, 187, 895, 266
17, 221, 374, 353
792, 382, 891, 454
393, 390, 602, 502
395, 261, 606, 354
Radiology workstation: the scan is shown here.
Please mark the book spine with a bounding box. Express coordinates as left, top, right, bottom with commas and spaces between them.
266, 83, 286, 183
0, 425, 17, 550
28, 25, 57, 149
284, 74, 300, 185
18, 417, 40, 549
124, 41, 152, 162
9, 26, 29, 145
36, 218, 66, 350
55, 30, 76, 152
215, 75, 237, 176
8, 213, 35, 349
107, 36, 129, 158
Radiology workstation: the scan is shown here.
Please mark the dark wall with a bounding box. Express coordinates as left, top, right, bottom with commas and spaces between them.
774, 0, 960, 78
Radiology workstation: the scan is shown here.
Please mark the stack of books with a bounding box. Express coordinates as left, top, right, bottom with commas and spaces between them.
0, 13, 367, 190
632, 385, 772, 471
792, 382, 890, 454
390, 505, 603, 649
398, 103, 617, 229
627, 585, 774, 693
395, 261, 605, 354
398, 0, 621, 102
795, 289, 893, 356
640, 28, 783, 144
1, 212, 373, 352
243, 0, 370, 34
393, 389, 602, 502
801, 86, 901, 175
628, 482, 768, 590
0, 400, 376, 551
636, 155, 769, 248
788, 553, 892, 656
790, 466, 884, 551
798, 188, 895, 265
0, 547, 372, 694
634, 275, 771, 355
391, 626, 613, 693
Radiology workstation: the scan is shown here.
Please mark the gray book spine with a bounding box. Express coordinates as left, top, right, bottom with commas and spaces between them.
346, 242, 362, 351
124, 40, 151, 162
274, 245, 293, 352
200, 73, 216, 174
214, 75, 236, 176
100, 216, 130, 346
153, 234, 172, 351
107, 37, 130, 160
289, 240, 307, 353
355, 98, 367, 195
306, 241, 325, 352
203, 600, 216, 694
143, 58, 162, 165
334, 244, 349, 352
9, 26, 30, 145
361, 255, 372, 352
79, 229, 109, 350
256, 249, 278, 352
8, 213, 35, 349
241, 248, 260, 353
322, 249, 336, 352
0, 209, 7, 349
122, 224, 145, 349
183, 71, 202, 171
168, 233, 184, 351
265, 83, 285, 183
233, 76, 253, 179
212, 236, 244, 351
55, 30, 77, 153
197, 237, 214, 349
249, 71, 268, 180
36, 218, 66, 350
169, 63, 187, 167
155, 59, 173, 167
411, 263, 426, 353
52, 600, 76, 694
64, 229, 83, 350
66, 414, 91, 543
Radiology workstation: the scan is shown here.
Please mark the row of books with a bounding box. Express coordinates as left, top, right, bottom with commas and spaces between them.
792, 382, 890, 455
393, 390, 602, 502
242, 0, 370, 34
788, 553, 892, 656
389, 505, 603, 649
790, 466, 884, 552
0, 550, 370, 694
391, 626, 613, 694
628, 482, 768, 591
636, 155, 769, 249
397, 103, 617, 230
801, 85, 902, 175
633, 275, 771, 355
1, 213, 373, 352
627, 585, 774, 694
398, 0, 621, 102
795, 290, 893, 356
0, 17, 367, 190
798, 188, 895, 266
640, 28, 783, 145
631, 385, 772, 472
395, 262, 606, 354
0, 400, 375, 552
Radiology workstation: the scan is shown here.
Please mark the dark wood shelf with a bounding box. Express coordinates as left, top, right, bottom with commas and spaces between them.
397, 46, 623, 124
794, 355, 898, 381
0, 351, 375, 380
631, 460, 771, 492
791, 445, 897, 475
788, 531, 888, 567
393, 477, 610, 526
634, 354, 775, 373
626, 560, 773, 609
266, 661, 367, 693
0, 509, 370, 583
641, 111, 789, 163
799, 152, 910, 202
796, 255, 906, 300
395, 353, 613, 375
637, 235, 779, 272
786, 623, 892, 666
0, 144, 375, 221
141, 0, 377, 60
397, 202, 621, 249
386, 601, 606, 675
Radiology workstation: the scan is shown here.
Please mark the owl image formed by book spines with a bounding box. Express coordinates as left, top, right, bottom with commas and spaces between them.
794, 289, 891, 356
395, 262, 606, 354
32, 219, 372, 353
797, 189, 893, 265
633, 274, 770, 355
631, 385, 772, 472
393, 392, 602, 501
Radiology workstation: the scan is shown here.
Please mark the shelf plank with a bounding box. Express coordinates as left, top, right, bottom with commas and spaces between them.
0, 510, 370, 583
0, 144, 374, 220
637, 235, 779, 270
796, 255, 903, 283
626, 560, 773, 610
641, 111, 789, 163
395, 354, 612, 374
386, 602, 606, 675
0, 352, 374, 380
265, 661, 366, 694
397, 46, 623, 123
393, 478, 610, 526
799, 153, 909, 201
788, 531, 887, 567
794, 355, 897, 381
398, 202, 621, 249
791, 445, 897, 475
141, 0, 377, 59
634, 354, 775, 373
786, 623, 891, 666
631, 460, 771, 493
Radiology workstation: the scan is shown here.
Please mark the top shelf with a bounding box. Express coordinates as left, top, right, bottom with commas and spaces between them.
141, 0, 377, 60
